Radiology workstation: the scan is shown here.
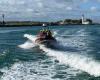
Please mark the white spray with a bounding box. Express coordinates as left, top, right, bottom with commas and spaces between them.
18, 33, 100, 77
39, 45, 100, 77
18, 34, 37, 49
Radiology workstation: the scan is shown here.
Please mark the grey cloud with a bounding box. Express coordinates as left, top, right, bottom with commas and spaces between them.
0, 0, 99, 21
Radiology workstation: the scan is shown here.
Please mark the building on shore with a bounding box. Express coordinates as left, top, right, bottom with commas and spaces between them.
59, 20, 65, 25
59, 14, 92, 25
81, 14, 90, 24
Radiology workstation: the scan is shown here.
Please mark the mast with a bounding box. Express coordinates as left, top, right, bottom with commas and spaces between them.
2, 14, 5, 25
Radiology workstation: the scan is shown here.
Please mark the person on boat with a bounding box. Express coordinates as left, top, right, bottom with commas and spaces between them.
38, 23, 53, 39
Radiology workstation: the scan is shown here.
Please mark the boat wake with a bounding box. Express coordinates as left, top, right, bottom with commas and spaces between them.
18, 34, 37, 49
40, 45, 100, 77
18, 32, 100, 77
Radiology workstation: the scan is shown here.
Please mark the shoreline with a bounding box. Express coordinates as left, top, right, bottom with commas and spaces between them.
0, 24, 99, 28
0, 21, 99, 27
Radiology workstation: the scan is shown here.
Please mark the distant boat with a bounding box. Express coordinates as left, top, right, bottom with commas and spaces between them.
42, 23, 47, 27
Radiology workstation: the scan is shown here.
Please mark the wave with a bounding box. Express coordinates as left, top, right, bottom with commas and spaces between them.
18, 31, 100, 77
18, 41, 36, 49
1, 61, 81, 80
39, 45, 100, 77
18, 34, 37, 49
0, 29, 28, 34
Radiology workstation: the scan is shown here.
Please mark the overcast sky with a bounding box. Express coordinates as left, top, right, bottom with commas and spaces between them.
0, 0, 100, 22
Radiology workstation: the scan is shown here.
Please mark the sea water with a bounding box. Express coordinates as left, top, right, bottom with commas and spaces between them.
0, 25, 100, 80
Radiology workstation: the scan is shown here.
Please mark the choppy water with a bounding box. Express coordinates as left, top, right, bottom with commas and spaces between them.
0, 25, 100, 80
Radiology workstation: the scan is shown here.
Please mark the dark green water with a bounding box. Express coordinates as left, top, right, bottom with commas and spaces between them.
0, 25, 100, 80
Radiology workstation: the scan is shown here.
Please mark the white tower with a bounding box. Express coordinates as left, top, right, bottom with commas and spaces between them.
81, 14, 89, 24
82, 14, 84, 24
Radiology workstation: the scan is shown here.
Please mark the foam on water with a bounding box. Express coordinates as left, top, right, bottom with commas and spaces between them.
1, 60, 81, 80
24, 34, 37, 42
18, 31, 100, 77
18, 41, 35, 49
39, 45, 100, 77
18, 34, 37, 49
1, 62, 54, 80
56, 29, 89, 52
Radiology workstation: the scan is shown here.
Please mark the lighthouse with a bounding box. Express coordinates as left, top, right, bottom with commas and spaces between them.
81, 14, 89, 24
82, 14, 84, 24
2, 14, 5, 25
